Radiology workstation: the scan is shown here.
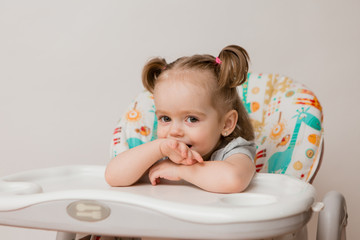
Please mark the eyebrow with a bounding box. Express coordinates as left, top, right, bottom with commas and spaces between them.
155, 110, 207, 117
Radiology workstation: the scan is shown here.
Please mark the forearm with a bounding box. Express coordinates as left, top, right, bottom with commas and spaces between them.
105, 139, 165, 186
178, 159, 255, 194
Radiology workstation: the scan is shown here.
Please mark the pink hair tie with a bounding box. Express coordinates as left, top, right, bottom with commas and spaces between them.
215, 57, 222, 65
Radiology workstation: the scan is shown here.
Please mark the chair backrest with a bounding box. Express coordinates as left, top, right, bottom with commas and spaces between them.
111, 72, 323, 183
239, 73, 323, 182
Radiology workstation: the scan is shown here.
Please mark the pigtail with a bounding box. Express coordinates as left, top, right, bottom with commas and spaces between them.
216, 45, 254, 142
217, 45, 250, 88
142, 58, 167, 93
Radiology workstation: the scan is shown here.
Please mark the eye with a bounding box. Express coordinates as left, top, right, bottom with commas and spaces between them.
159, 116, 171, 123
186, 116, 199, 123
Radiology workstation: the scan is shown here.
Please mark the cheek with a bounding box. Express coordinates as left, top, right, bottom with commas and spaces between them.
195, 126, 222, 147
190, 128, 212, 143
157, 126, 166, 138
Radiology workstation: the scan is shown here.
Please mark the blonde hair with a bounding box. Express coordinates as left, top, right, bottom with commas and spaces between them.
142, 45, 254, 142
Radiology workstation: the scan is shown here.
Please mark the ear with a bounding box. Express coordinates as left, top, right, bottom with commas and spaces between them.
221, 110, 238, 137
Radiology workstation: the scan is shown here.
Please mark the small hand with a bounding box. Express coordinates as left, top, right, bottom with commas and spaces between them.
148, 159, 182, 185
160, 139, 203, 165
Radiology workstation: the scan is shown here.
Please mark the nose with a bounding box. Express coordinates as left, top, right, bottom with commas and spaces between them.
169, 121, 184, 138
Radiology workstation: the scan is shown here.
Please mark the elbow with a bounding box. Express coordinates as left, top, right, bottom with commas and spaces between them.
104, 168, 117, 187
224, 178, 251, 194
104, 167, 133, 187
230, 180, 251, 193
223, 179, 249, 194
105, 175, 116, 187
223, 167, 255, 194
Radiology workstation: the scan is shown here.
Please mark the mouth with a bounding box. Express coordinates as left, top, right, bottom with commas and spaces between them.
186, 144, 192, 149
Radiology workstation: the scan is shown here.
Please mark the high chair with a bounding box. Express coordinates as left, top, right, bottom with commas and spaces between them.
0, 73, 347, 240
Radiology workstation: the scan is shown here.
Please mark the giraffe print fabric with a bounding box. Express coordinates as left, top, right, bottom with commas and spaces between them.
238, 73, 323, 182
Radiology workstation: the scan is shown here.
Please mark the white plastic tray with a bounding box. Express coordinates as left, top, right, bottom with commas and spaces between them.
0, 165, 316, 239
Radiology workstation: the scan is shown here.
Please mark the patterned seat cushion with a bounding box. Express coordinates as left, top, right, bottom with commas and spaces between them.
239, 73, 323, 182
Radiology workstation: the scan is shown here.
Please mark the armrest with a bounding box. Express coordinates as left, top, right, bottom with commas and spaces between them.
317, 191, 348, 240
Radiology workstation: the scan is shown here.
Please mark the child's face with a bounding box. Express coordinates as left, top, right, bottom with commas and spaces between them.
154, 70, 225, 158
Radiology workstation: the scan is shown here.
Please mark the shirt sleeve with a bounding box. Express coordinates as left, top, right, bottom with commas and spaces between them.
210, 137, 256, 162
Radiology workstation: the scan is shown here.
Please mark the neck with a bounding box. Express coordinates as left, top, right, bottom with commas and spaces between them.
204, 136, 228, 161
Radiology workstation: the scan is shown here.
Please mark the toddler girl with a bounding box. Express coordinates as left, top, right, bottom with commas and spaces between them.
105, 45, 256, 193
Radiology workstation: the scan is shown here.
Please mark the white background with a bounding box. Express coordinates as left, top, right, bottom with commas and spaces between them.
1, 1, 359, 239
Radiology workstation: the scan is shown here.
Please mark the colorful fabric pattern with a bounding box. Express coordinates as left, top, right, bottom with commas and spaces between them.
110, 90, 157, 158
239, 73, 323, 182
110, 73, 323, 182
